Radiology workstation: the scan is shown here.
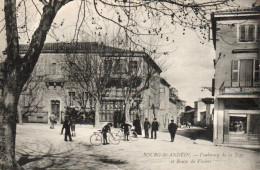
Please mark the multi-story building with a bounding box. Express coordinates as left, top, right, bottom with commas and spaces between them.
158, 78, 185, 130
211, 6, 260, 145
10, 42, 162, 126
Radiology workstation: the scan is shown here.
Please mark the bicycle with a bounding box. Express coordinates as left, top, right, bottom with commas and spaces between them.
90, 130, 121, 146
113, 128, 138, 141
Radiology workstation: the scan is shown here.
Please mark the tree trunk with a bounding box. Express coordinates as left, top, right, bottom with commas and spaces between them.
0, 92, 21, 169
17, 105, 23, 125
94, 100, 100, 128
124, 99, 133, 123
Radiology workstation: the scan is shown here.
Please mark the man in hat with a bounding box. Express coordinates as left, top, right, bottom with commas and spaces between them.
151, 118, 159, 139
144, 118, 150, 138
168, 119, 178, 142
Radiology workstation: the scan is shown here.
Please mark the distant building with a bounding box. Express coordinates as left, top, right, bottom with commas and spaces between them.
194, 98, 214, 127
180, 106, 195, 126
211, 7, 260, 145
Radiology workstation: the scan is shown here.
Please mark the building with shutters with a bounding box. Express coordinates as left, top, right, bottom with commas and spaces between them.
211, 6, 260, 145
4, 42, 163, 125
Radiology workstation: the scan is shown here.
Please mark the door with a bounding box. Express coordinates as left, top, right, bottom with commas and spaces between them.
240, 59, 253, 87
51, 100, 60, 122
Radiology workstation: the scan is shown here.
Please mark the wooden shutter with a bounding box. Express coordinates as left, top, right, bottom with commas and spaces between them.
231, 60, 239, 87
239, 25, 246, 42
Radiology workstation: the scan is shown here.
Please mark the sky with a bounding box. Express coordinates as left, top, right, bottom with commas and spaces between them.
0, 0, 257, 106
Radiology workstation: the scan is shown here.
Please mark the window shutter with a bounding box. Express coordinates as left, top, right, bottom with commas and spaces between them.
248, 25, 255, 41
257, 25, 260, 41
239, 25, 246, 42
231, 60, 239, 87
254, 60, 259, 83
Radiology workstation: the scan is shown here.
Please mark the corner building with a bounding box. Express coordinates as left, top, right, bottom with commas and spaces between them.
211, 7, 260, 145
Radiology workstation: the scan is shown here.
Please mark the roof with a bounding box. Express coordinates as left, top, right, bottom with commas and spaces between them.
160, 78, 171, 87
214, 6, 260, 16
4, 42, 162, 73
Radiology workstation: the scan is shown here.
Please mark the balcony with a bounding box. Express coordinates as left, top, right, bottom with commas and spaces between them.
45, 74, 65, 89
45, 74, 65, 82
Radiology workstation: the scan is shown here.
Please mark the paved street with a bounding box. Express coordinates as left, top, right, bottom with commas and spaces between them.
16, 124, 260, 170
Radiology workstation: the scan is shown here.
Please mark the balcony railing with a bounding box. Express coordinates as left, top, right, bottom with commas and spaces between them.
45, 74, 65, 82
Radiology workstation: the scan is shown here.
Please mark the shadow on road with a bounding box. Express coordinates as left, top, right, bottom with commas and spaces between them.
162, 127, 213, 142
176, 127, 213, 142
16, 140, 128, 169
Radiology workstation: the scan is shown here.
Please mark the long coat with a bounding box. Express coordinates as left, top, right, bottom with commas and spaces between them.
168, 123, 178, 134
133, 119, 142, 135
151, 121, 159, 131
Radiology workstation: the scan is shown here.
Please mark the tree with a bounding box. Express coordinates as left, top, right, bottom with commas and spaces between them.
0, 0, 236, 168
63, 43, 114, 128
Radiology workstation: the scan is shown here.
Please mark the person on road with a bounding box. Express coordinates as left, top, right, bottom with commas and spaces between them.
121, 121, 132, 141
133, 116, 142, 135
61, 116, 72, 142
168, 119, 178, 142
144, 118, 150, 138
102, 123, 112, 145
70, 118, 76, 137
49, 114, 57, 129
151, 118, 159, 139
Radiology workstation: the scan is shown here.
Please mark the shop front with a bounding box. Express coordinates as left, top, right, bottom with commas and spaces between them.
221, 97, 260, 145
224, 110, 260, 144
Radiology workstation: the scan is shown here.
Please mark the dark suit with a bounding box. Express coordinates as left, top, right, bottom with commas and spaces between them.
168, 122, 178, 142
61, 120, 72, 141
151, 120, 159, 139
144, 120, 150, 138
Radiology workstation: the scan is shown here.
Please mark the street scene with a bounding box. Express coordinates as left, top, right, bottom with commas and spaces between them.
16, 124, 260, 170
0, 0, 260, 169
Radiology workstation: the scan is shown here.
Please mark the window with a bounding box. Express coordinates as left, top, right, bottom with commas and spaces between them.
231, 59, 259, 87
249, 115, 260, 134
160, 87, 165, 93
104, 60, 112, 73
229, 115, 247, 134
129, 60, 138, 72
50, 63, 57, 75
114, 59, 125, 73
238, 24, 256, 42
68, 92, 75, 106
100, 101, 114, 122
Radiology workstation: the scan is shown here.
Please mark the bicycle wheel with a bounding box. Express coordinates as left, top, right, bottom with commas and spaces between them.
90, 134, 102, 146
109, 133, 121, 145
129, 131, 138, 141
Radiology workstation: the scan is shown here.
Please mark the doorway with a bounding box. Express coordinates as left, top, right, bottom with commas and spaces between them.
51, 100, 60, 122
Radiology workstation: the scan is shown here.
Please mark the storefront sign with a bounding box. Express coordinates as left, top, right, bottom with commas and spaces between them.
241, 87, 260, 93
224, 87, 241, 93
224, 87, 260, 94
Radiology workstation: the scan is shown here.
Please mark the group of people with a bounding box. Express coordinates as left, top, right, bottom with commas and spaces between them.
101, 117, 178, 144
144, 118, 178, 142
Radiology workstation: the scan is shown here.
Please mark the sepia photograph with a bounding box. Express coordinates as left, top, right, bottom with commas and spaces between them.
0, 0, 259, 169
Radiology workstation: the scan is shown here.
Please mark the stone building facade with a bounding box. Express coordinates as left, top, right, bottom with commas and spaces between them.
13, 42, 163, 126
211, 7, 260, 145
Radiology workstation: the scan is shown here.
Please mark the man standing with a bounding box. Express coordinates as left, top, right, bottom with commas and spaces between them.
151, 118, 159, 139
102, 123, 112, 145
120, 121, 132, 141
133, 116, 142, 135
61, 116, 72, 142
144, 118, 150, 138
168, 119, 178, 142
